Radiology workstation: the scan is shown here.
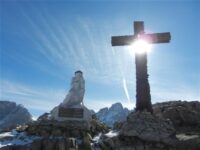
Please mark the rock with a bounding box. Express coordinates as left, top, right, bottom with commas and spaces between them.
51, 129, 62, 136
90, 118, 109, 137
82, 133, 92, 150
113, 121, 124, 130
31, 139, 42, 150
94, 111, 177, 150
0, 136, 79, 150
37, 113, 50, 121
96, 102, 130, 127
176, 134, 200, 150
153, 101, 200, 133
26, 119, 91, 137
57, 139, 66, 150
0, 101, 32, 132
42, 138, 57, 150
120, 111, 177, 146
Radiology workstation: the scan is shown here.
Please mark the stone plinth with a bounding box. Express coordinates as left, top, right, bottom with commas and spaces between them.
50, 105, 92, 122
58, 107, 83, 118
26, 120, 90, 135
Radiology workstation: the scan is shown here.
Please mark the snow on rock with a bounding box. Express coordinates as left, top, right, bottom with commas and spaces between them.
92, 133, 102, 143
176, 134, 199, 141
0, 129, 40, 148
104, 130, 119, 138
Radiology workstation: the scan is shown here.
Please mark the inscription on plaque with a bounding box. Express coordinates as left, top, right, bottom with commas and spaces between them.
58, 107, 84, 118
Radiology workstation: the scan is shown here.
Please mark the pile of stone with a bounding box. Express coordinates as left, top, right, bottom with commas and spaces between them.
0, 116, 108, 150
24, 120, 91, 149
0, 137, 78, 150
26, 120, 90, 137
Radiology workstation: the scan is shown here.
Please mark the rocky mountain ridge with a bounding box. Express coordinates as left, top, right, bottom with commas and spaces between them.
96, 102, 130, 127
0, 101, 32, 132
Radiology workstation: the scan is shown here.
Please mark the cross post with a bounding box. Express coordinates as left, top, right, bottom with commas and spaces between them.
111, 21, 171, 113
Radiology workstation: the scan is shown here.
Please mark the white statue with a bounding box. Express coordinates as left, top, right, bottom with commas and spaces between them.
61, 70, 85, 108
50, 70, 92, 122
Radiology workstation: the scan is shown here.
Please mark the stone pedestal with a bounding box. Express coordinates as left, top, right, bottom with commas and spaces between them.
58, 107, 83, 118
50, 105, 92, 124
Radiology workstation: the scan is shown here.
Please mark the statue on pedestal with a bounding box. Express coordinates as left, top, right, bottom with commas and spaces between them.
51, 70, 92, 122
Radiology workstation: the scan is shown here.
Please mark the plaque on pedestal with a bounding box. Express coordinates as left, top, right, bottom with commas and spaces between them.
58, 107, 83, 118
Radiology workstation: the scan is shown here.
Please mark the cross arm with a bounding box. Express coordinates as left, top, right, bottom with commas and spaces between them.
111, 35, 136, 46
111, 32, 171, 46
139, 32, 171, 44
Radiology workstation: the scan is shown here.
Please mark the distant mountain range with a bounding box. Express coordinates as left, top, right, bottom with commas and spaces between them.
0, 101, 32, 132
96, 102, 130, 127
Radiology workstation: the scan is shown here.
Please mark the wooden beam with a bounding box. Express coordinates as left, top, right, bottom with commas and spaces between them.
140, 32, 171, 44
134, 21, 144, 34
111, 35, 136, 46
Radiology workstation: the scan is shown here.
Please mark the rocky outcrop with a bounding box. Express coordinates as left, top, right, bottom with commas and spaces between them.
0, 101, 32, 132
94, 111, 177, 150
153, 101, 200, 133
120, 111, 177, 146
93, 101, 200, 150
24, 120, 92, 150
96, 103, 130, 127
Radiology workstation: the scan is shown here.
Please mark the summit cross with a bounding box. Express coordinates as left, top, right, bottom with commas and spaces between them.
111, 21, 171, 113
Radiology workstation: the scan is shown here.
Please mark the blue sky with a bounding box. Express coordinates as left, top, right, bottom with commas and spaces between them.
0, 0, 200, 118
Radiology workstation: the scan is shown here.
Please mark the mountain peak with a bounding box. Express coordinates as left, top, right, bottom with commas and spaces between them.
0, 100, 32, 132
96, 102, 130, 127
110, 102, 123, 111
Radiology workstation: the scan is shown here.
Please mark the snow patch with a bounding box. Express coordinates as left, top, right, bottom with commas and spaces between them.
176, 134, 199, 141
93, 133, 102, 143
104, 130, 119, 138
0, 132, 13, 138
32, 116, 38, 121
0, 130, 41, 148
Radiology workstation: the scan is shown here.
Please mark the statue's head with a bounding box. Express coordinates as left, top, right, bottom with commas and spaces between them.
75, 70, 83, 77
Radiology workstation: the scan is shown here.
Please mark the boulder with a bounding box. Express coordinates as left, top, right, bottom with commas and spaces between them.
93, 111, 177, 150
120, 111, 177, 146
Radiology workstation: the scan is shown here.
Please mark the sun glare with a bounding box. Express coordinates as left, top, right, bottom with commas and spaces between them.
128, 39, 152, 55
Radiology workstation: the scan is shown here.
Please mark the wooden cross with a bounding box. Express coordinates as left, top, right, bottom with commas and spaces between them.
111, 21, 171, 113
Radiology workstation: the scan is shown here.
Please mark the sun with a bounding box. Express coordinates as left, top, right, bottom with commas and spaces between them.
128, 39, 152, 55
